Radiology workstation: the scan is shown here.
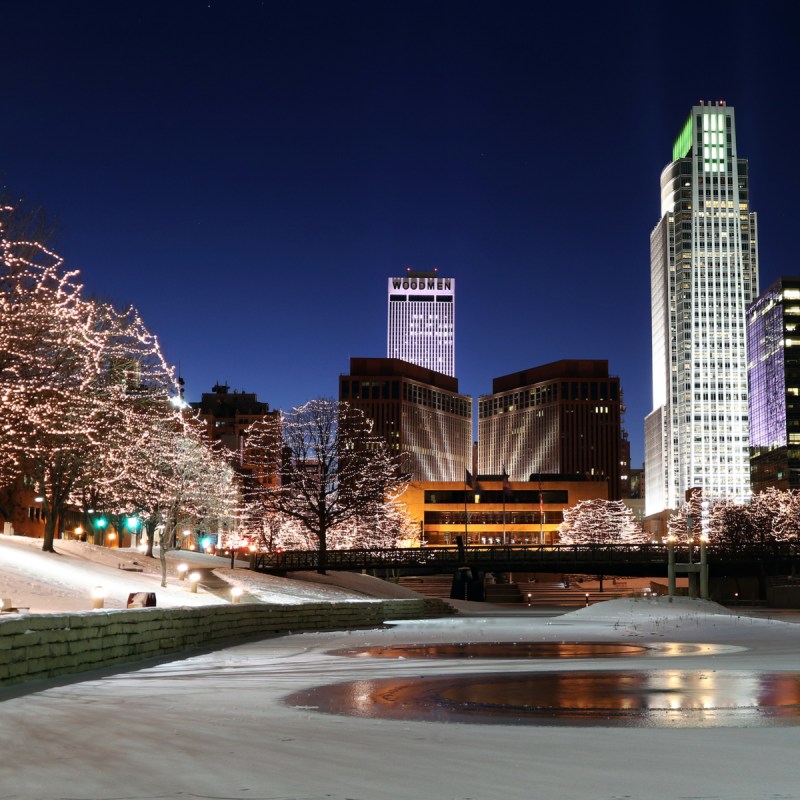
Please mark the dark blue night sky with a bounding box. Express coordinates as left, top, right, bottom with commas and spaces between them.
2, 1, 798, 465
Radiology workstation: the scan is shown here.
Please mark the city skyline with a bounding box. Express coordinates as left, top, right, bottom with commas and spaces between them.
1, 2, 797, 467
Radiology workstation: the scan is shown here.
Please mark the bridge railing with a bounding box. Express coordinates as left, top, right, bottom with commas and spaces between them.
250, 541, 800, 573
252, 543, 677, 572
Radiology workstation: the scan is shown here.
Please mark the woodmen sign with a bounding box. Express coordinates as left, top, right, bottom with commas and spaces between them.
389, 277, 453, 292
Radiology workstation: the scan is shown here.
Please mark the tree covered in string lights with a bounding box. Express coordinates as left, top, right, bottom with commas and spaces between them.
557, 498, 646, 545
0, 201, 241, 558
666, 488, 708, 543
243, 398, 408, 571
666, 488, 800, 550
705, 489, 800, 550
0, 203, 109, 550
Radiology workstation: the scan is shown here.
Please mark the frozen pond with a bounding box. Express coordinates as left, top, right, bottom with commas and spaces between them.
288, 668, 800, 727
329, 640, 727, 659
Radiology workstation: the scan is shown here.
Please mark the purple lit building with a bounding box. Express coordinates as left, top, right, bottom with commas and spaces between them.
747, 277, 800, 491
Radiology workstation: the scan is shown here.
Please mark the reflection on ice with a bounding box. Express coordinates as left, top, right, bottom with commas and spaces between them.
328, 641, 726, 660
286, 670, 800, 728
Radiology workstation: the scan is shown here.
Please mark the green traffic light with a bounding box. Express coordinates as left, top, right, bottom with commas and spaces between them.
125, 516, 140, 531
95, 516, 108, 529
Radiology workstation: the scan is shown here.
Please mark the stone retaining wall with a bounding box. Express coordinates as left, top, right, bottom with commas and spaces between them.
0, 597, 453, 687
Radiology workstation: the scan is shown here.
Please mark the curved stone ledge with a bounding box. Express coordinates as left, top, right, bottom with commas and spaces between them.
0, 597, 454, 687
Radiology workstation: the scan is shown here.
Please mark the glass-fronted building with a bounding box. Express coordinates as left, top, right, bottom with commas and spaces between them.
645, 101, 758, 515
747, 277, 800, 491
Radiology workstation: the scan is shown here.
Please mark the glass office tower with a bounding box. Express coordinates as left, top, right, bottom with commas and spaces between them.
645, 101, 758, 515
747, 277, 800, 492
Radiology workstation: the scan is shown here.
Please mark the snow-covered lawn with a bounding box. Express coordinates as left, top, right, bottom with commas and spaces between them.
3, 535, 800, 799
0, 534, 419, 611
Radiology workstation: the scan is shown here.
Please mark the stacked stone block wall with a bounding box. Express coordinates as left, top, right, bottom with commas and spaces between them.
0, 597, 453, 687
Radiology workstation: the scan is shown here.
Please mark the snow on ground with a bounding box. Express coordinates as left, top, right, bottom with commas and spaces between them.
0, 534, 419, 612
2, 598, 800, 799
4, 536, 800, 799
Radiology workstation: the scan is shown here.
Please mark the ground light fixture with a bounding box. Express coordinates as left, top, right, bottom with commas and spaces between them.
91, 586, 106, 609
177, 563, 189, 580
230, 586, 243, 603
189, 573, 201, 593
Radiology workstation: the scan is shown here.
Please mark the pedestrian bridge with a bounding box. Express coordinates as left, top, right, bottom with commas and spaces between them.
251, 543, 800, 578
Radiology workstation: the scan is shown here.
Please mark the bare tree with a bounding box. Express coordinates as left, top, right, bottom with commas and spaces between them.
245, 399, 406, 572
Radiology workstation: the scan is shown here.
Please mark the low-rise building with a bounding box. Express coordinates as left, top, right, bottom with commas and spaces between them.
399, 475, 608, 547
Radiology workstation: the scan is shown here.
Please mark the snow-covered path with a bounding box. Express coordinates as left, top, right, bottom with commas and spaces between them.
3, 598, 800, 800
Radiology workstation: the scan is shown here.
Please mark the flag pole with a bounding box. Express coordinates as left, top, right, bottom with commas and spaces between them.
539, 474, 545, 543
464, 468, 470, 545
502, 466, 507, 545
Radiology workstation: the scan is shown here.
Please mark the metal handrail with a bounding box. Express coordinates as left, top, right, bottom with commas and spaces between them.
251, 542, 800, 573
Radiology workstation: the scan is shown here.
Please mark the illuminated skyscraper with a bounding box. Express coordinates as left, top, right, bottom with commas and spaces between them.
747, 277, 800, 492
645, 101, 758, 515
387, 269, 455, 377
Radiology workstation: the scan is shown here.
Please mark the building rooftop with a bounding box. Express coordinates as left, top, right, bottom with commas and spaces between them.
492, 360, 612, 393
346, 357, 460, 393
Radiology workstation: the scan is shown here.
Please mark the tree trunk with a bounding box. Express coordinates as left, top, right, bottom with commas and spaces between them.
41, 489, 58, 552
159, 538, 169, 588
145, 520, 155, 558
42, 512, 57, 552
159, 515, 176, 588
317, 528, 327, 575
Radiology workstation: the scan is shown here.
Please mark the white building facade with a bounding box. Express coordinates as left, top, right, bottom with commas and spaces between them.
645, 102, 758, 516
387, 271, 455, 378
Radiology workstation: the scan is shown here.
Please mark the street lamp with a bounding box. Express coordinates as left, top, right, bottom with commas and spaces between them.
230, 586, 243, 604
177, 563, 189, 581
189, 572, 201, 593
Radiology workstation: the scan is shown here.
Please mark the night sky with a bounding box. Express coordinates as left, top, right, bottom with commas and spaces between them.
2, 1, 798, 466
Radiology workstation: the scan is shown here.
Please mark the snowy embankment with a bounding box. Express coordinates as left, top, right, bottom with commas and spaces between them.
0, 534, 421, 613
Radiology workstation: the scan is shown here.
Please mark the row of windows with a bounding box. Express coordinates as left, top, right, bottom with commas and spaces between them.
424, 510, 564, 525
389, 295, 453, 303
425, 490, 569, 504
340, 379, 470, 417
342, 380, 400, 401
479, 380, 619, 417
403, 382, 471, 416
